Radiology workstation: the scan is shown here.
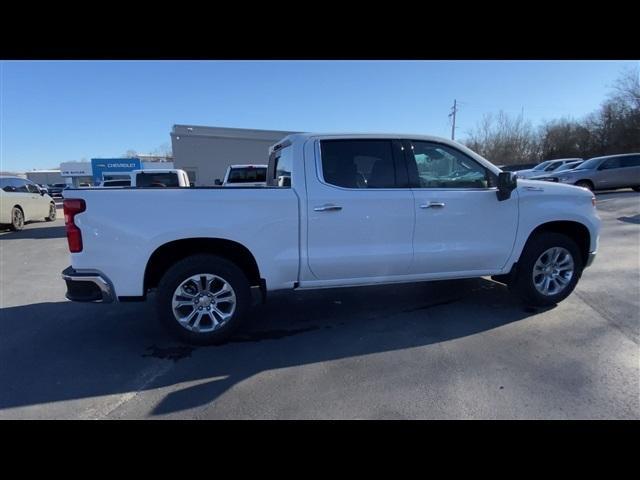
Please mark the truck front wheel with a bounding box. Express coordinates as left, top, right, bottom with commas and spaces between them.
511, 232, 583, 307
156, 254, 251, 345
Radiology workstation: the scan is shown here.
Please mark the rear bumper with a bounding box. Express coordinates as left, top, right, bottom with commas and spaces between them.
61, 266, 116, 303
585, 251, 597, 268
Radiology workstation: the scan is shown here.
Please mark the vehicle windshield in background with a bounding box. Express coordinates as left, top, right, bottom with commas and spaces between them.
227, 167, 267, 183
532, 161, 551, 171
555, 162, 582, 172
136, 173, 180, 187
574, 158, 602, 170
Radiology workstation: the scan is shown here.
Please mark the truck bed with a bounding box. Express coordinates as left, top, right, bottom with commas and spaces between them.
65, 187, 300, 297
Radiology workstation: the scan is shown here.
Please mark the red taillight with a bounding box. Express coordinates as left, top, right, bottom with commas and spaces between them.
63, 199, 86, 253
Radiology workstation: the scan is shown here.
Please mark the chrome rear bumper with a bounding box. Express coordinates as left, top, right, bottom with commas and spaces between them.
61, 266, 116, 303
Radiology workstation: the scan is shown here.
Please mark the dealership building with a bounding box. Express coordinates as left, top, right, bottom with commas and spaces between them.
56, 155, 173, 186
29, 125, 297, 187
171, 125, 298, 186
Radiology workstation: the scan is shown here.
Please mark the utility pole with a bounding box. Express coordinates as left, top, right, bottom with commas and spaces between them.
449, 99, 458, 141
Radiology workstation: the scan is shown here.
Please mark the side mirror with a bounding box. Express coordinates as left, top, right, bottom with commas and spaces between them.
214, 179, 222, 186
497, 171, 517, 201
40, 189, 46, 196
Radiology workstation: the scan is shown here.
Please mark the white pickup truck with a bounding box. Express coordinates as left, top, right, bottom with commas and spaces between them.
62, 133, 600, 344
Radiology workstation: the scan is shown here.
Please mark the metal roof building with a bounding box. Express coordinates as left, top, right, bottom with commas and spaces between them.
170, 125, 299, 186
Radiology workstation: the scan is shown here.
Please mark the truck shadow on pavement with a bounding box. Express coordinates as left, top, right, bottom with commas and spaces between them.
0, 225, 66, 239
0, 278, 553, 417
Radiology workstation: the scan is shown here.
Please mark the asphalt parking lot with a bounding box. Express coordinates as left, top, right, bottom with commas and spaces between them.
0, 191, 638, 419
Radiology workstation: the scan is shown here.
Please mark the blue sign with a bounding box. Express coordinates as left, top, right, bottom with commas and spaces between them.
91, 158, 141, 184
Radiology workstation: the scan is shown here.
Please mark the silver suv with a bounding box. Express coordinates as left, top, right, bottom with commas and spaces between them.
554, 153, 640, 192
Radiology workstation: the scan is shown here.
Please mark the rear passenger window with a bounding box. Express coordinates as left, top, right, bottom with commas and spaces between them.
620, 156, 640, 168
320, 140, 397, 188
600, 158, 622, 170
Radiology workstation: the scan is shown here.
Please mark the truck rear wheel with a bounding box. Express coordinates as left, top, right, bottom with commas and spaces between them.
156, 254, 251, 345
511, 232, 583, 307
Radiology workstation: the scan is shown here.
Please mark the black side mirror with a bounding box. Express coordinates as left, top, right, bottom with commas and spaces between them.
497, 171, 517, 201
214, 179, 222, 186
40, 190, 46, 196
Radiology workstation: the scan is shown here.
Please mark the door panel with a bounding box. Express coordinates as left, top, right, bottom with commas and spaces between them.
405, 140, 518, 274
13, 180, 36, 220
26, 182, 48, 218
306, 139, 415, 280
411, 189, 518, 273
594, 157, 623, 189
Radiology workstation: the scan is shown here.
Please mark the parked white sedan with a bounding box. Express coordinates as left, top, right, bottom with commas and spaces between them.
0, 176, 57, 231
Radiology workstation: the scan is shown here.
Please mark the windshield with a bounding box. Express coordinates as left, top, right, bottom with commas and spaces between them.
227, 167, 267, 183
532, 161, 551, 171
574, 158, 602, 170
555, 162, 582, 172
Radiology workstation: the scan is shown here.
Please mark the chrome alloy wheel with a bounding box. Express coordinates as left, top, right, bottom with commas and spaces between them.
171, 274, 237, 332
49, 204, 56, 220
532, 247, 574, 296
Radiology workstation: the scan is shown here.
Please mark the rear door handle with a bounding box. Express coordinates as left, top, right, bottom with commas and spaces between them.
314, 204, 342, 212
420, 202, 445, 209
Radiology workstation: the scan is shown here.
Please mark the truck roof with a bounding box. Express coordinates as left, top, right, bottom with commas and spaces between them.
227, 164, 268, 169
131, 169, 185, 174
270, 132, 505, 175
271, 132, 465, 152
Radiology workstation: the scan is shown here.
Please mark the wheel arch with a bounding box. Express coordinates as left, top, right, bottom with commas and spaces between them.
574, 179, 594, 190
523, 221, 591, 267
144, 238, 262, 294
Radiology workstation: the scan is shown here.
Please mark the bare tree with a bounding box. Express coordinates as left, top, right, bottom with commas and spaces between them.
464, 111, 541, 166
464, 67, 640, 165
610, 65, 640, 111
151, 143, 172, 157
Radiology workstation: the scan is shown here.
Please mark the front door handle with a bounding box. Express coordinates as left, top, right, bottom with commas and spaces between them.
419, 202, 445, 209
314, 204, 343, 212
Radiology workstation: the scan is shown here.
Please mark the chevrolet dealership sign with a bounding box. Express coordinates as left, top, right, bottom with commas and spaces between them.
91, 158, 141, 183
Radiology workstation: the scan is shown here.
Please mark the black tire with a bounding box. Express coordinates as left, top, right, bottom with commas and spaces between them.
10, 207, 24, 231
575, 180, 594, 191
511, 232, 583, 307
156, 254, 251, 345
45, 203, 56, 221
632, 186, 640, 192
